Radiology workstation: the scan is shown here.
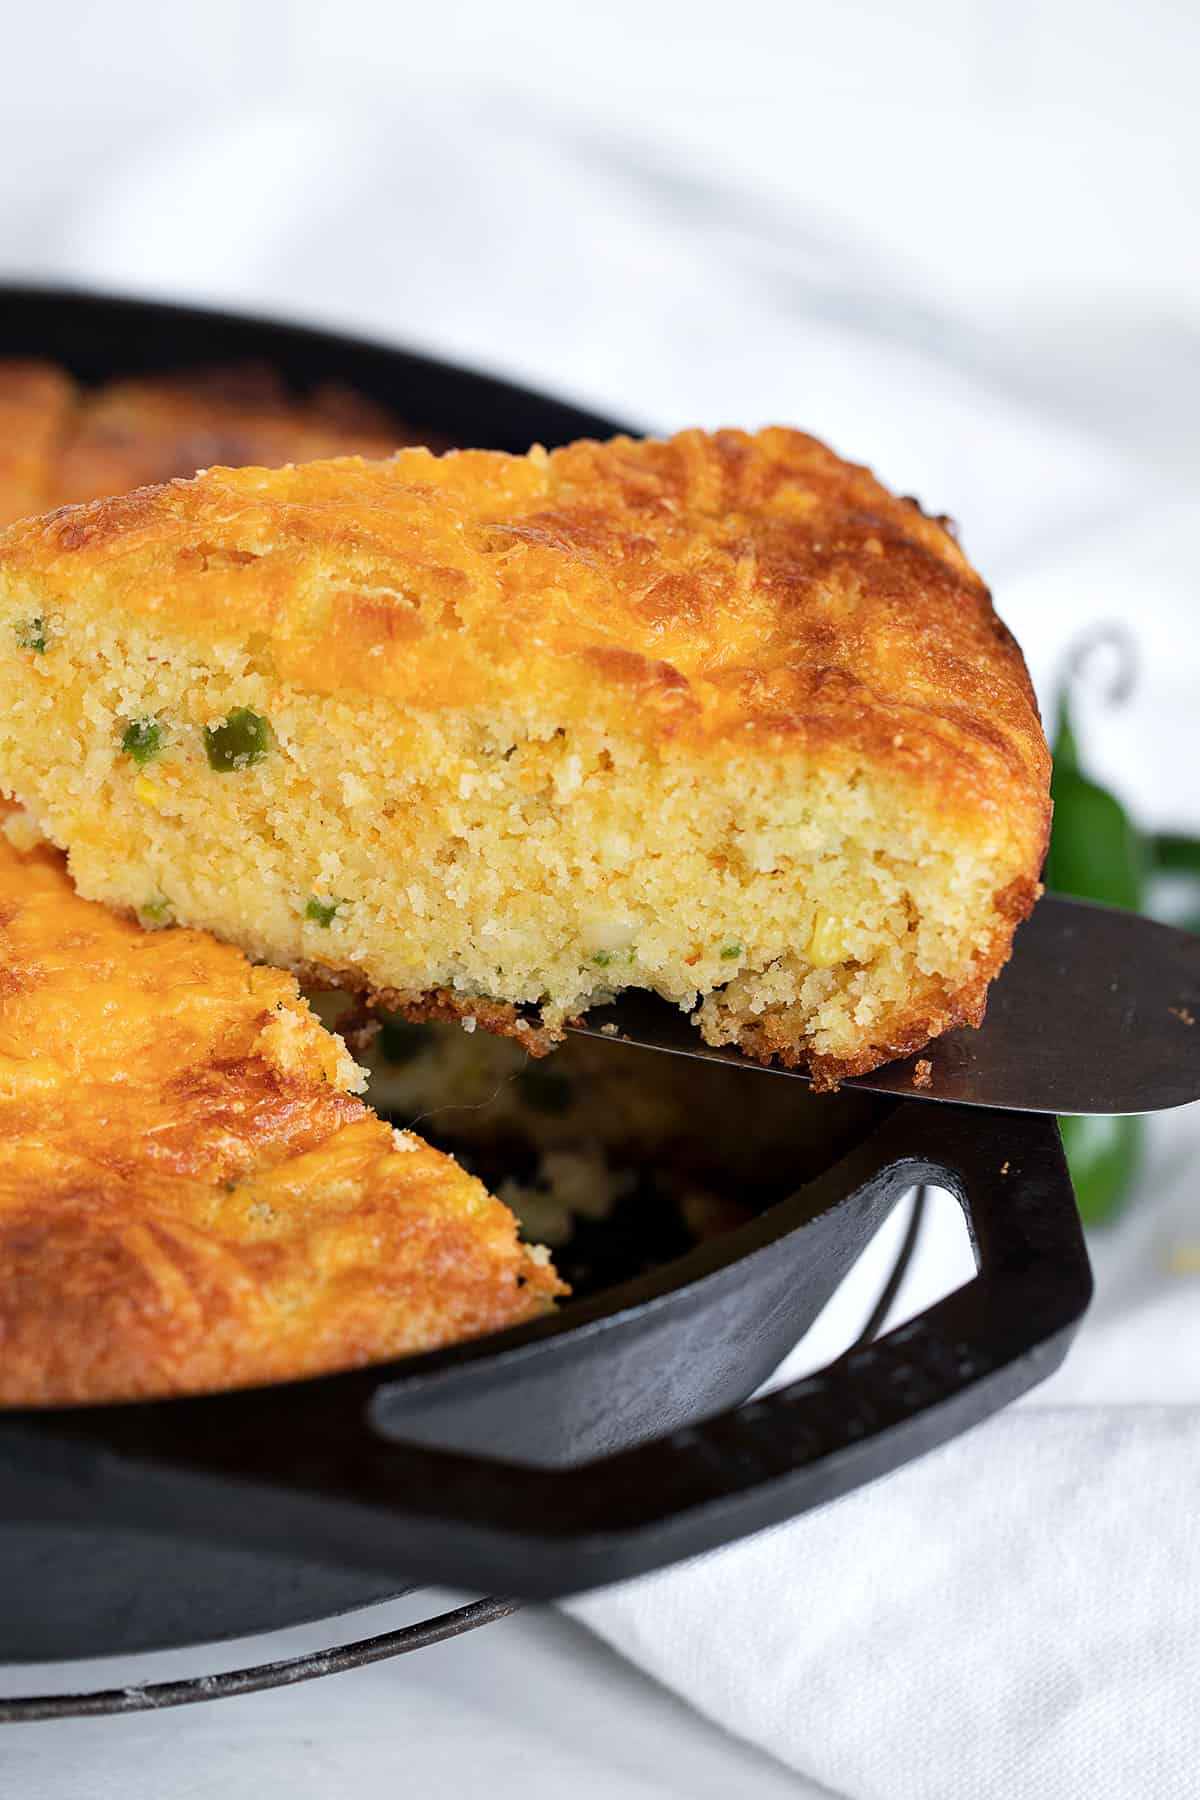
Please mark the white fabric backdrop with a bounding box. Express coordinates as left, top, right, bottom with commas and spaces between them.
2, 4, 1198, 1793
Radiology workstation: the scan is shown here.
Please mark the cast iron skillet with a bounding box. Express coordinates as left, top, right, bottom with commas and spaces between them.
0, 287, 1091, 1662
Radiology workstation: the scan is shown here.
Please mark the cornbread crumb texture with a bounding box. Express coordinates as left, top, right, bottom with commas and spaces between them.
0, 359, 422, 527
0, 427, 1050, 1084
0, 804, 561, 1406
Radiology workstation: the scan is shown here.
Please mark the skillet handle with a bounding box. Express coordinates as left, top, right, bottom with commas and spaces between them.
0, 1106, 1090, 1600
533, 1103, 1091, 1588
366, 1103, 1088, 1596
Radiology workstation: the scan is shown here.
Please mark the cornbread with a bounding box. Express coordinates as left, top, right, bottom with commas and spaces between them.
0, 359, 417, 527
0, 428, 1051, 1085
0, 362, 76, 526
0, 803, 561, 1406
51, 364, 413, 508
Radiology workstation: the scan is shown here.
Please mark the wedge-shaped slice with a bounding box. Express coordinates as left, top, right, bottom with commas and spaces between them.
0, 428, 1050, 1085
0, 805, 561, 1406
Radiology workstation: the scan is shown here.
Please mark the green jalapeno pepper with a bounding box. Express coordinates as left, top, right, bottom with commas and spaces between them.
1057, 1113, 1143, 1226
1043, 699, 1147, 913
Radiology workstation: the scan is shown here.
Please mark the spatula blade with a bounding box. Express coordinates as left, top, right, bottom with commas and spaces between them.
567, 895, 1200, 1115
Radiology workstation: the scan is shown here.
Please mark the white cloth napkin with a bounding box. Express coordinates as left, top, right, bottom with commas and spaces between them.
3, 63, 1198, 1797
574, 1407, 1200, 1800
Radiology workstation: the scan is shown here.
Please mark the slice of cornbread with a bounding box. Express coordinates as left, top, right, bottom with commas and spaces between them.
0, 803, 562, 1406
0, 428, 1050, 1086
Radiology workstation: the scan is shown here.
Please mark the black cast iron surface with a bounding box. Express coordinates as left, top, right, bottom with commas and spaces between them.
0, 288, 1091, 1683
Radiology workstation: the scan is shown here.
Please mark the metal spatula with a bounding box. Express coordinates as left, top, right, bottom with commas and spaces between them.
568, 895, 1200, 1114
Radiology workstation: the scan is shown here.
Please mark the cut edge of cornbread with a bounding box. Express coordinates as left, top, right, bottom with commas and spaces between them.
0, 599, 1039, 1088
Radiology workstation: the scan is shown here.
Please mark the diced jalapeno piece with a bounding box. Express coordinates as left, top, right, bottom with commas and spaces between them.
140, 898, 172, 925
121, 718, 164, 765
204, 708, 271, 771
378, 1014, 432, 1065
304, 896, 338, 928
720, 941, 743, 960
15, 617, 47, 654
516, 1066, 575, 1116
592, 947, 636, 968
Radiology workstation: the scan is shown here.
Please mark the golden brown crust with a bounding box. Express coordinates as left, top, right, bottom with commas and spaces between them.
287, 977, 568, 1058
0, 427, 1049, 832
0, 805, 562, 1407
366, 988, 568, 1055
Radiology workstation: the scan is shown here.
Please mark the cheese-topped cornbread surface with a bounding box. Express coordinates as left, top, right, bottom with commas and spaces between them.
0, 805, 561, 1406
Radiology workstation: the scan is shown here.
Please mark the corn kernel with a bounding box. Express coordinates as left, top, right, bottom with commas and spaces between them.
1, 810, 44, 853
133, 775, 165, 809
807, 910, 848, 967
